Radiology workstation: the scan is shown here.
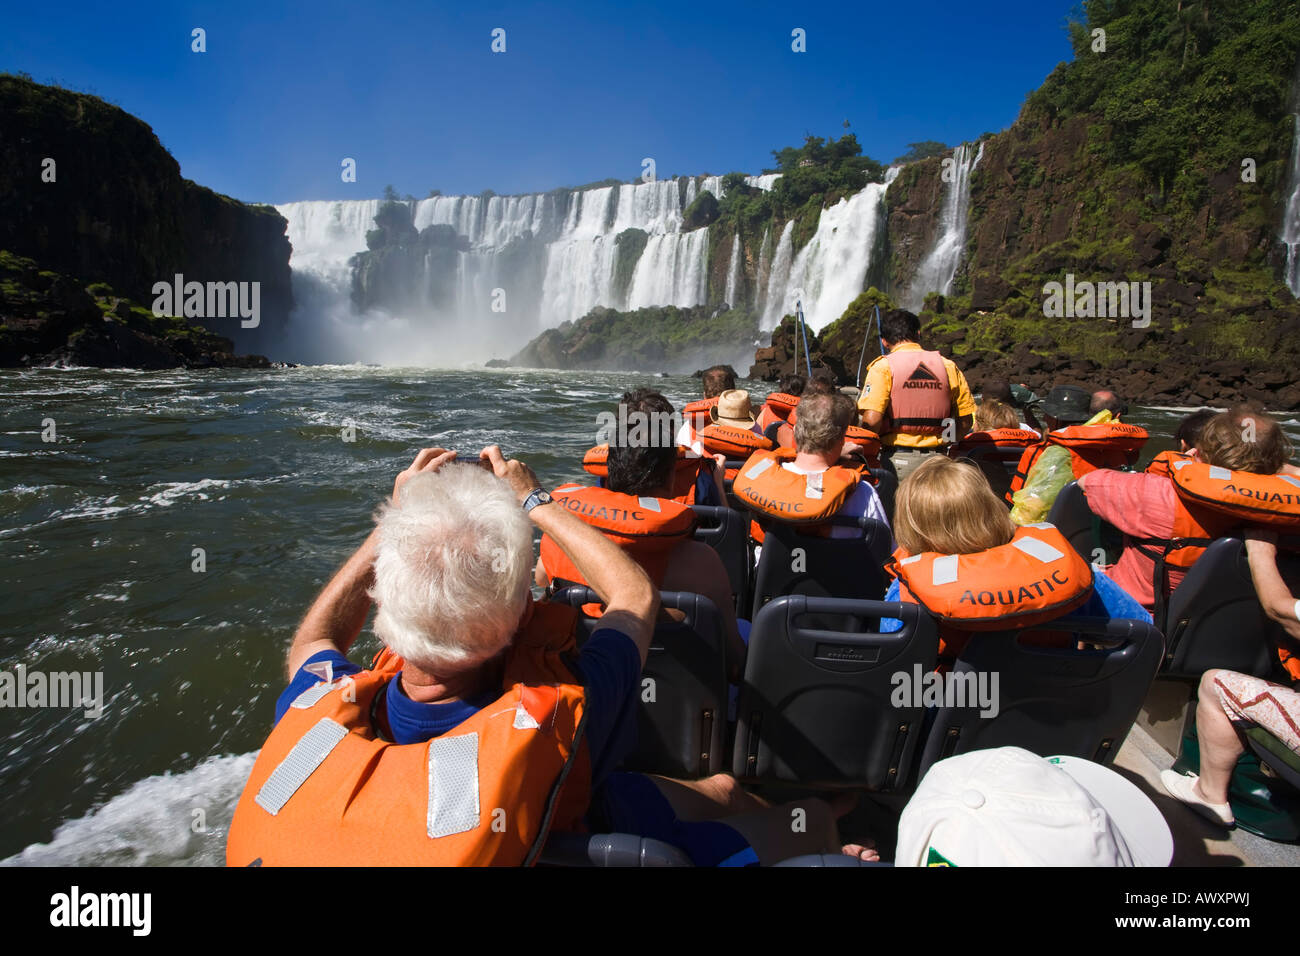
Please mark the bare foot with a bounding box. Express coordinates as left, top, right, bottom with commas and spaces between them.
841, 843, 880, 862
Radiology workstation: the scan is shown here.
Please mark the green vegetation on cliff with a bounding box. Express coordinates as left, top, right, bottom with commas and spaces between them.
507, 304, 759, 373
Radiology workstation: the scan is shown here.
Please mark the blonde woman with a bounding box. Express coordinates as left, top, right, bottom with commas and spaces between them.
973, 398, 1020, 433
879, 456, 1150, 664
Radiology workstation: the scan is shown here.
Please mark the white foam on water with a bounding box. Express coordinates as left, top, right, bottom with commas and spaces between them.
2, 751, 257, 867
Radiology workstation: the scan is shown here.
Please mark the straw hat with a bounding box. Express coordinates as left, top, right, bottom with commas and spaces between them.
709, 389, 756, 427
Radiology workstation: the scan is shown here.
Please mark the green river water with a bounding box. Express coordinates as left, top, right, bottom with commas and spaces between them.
1, 364, 1293, 865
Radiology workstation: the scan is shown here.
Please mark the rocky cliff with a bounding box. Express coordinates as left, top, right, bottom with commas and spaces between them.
0, 74, 292, 362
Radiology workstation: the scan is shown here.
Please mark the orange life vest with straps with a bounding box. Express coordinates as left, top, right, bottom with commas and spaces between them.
581, 443, 709, 504
226, 601, 590, 867
888, 524, 1094, 661
540, 484, 696, 610
1006, 422, 1149, 504
844, 425, 883, 465
732, 448, 862, 528
884, 349, 952, 436
682, 397, 718, 431
950, 428, 1042, 456
756, 392, 800, 433
1135, 460, 1300, 679
1145, 449, 1191, 479
697, 423, 773, 461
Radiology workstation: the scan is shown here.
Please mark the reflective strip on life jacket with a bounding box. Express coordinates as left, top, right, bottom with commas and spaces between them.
890, 524, 1094, 631
885, 349, 951, 435
226, 603, 590, 867
731, 448, 861, 525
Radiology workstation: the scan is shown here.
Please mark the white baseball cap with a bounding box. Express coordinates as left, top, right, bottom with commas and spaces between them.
896, 747, 1173, 866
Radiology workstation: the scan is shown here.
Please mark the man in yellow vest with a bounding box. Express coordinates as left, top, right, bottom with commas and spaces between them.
858, 309, 975, 481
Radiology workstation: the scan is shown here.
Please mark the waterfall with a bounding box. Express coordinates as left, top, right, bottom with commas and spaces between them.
760, 220, 796, 330
723, 233, 742, 308
274, 174, 780, 364
758, 168, 898, 333
906, 141, 984, 309
1284, 116, 1300, 297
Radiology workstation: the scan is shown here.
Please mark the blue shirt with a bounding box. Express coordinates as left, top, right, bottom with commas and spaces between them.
877, 567, 1152, 632
275, 627, 641, 788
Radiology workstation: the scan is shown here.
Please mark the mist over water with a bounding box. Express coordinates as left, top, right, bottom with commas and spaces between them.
4, 365, 1290, 865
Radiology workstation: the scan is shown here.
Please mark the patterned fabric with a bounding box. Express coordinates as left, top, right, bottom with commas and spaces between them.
1212, 670, 1300, 754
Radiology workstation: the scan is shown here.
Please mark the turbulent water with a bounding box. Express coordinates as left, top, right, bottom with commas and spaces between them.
906, 142, 984, 310
5, 365, 1276, 866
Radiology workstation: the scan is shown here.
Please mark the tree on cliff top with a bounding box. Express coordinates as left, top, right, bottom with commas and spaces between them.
894, 141, 950, 164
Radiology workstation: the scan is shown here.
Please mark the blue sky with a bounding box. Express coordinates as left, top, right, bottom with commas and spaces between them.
2, 0, 1081, 203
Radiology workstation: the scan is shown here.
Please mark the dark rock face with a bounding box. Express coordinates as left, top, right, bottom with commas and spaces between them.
0, 75, 292, 355
0, 251, 270, 369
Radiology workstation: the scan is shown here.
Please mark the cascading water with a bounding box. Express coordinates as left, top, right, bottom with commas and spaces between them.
906, 141, 984, 309
723, 233, 742, 308
765, 168, 899, 332
274, 174, 779, 364
1283, 116, 1300, 297
757, 168, 898, 333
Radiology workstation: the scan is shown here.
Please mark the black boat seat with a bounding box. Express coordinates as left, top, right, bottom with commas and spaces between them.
749, 514, 892, 625
1162, 537, 1295, 681
917, 616, 1164, 778
732, 595, 938, 791
689, 505, 750, 615
538, 832, 692, 867
552, 587, 727, 779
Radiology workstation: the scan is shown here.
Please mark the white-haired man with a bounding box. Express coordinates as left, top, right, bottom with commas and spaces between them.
227, 446, 872, 866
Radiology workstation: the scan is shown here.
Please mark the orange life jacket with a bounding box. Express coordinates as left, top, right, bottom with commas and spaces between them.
884, 349, 952, 436
1134, 460, 1300, 678
889, 524, 1094, 659
697, 424, 774, 478
582, 443, 709, 504
226, 601, 590, 867
682, 397, 718, 431
756, 392, 800, 433
1144, 449, 1191, 479
540, 484, 696, 611
732, 448, 862, 527
844, 425, 883, 464
1006, 422, 1150, 504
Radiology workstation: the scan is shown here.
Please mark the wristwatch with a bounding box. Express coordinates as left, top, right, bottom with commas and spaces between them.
521, 487, 553, 514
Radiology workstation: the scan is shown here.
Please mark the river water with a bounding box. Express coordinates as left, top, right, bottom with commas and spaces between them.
1, 365, 1294, 865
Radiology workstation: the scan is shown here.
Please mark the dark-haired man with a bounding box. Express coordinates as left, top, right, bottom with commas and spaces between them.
857, 309, 974, 480
541, 390, 746, 680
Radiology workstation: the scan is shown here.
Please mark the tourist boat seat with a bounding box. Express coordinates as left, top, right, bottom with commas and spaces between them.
1244, 726, 1300, 792
732, 595, 938, 791
538, 832, 692, 867
553, 587, 727, 779
868, 467, 898, 524
689, 505, 750, 616
1161, 537, 1295, 681
748, 515, 892, 625
916, 616, 1165, 779
1046, 480, 1125, 566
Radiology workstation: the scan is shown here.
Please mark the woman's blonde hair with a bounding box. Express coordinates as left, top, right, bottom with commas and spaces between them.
974, 398, 1019, 432
895, 456, 1015, 555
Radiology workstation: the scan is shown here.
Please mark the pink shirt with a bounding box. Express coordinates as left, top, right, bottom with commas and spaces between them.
1076, 470, 1185, 610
